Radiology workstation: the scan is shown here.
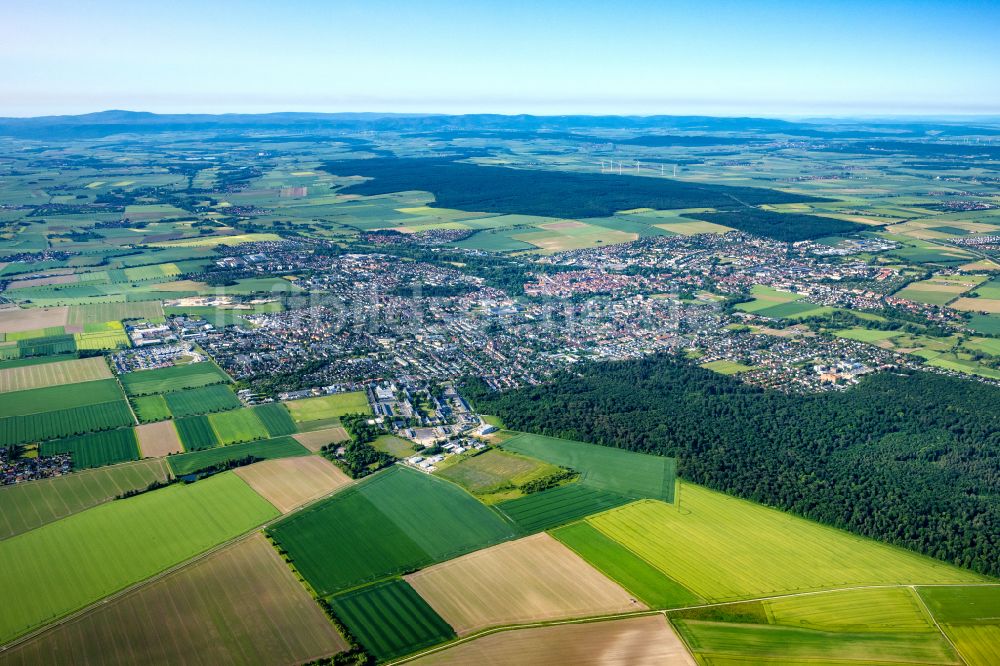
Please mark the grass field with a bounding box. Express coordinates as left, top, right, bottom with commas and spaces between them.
0, 472, 278, 644
406, 533, 643, 635
131, 394, 171, 422
208, 408, 269, 445
66, 301, 163, 325
40, 428, 141, 469
918, 585, 1000, 666
500, 433, 675, 501
135, 420, 183, 457
436, 448, 561, 499
552, 521, 701, 608
284, 392, 371, 429
699, 359, 754, 375
408, 614, 695, 665
120, 361, 230, 396
173, 414, 220, 450
372, 434, 417, 458
0, 459, 170, 540
734, 285, 802, 313
166, 436, 309, 476
268, 466, 516, 596
162, 384, 240, 417
234, 456, 352, 513
0, 533, 348, 665
329, 579, 455, 661
251, 402, 299, 437
0, 356, 110, 394
496, 483, 632, 533
587, 486, 986, 603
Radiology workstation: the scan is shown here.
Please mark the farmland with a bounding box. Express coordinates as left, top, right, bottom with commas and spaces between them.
329, 579, 455, 661
552, 521, 701, 608
120, 361, 230, 396
207, 407, 270, 444
293, 426, 351, 451
234, 456, 352, 513
134, 420, 183, 457
251, 402, 299, 436
0, 472, 278, 644
285, 391, 371, 430
500, 433, 675, 501
173, 414, 220, 450
408, 615, 695, 665
0, 356, 110, 393
40, 428, 141, 469
0, 401, 135, 447
131, 394, 171, 422
918, 585, 1000, 666
496, 483, 632, 533
587, 485, 986, 603
0, 534, 348, 666
405, 533, 643, 635
166, 436, 309, 476
0, 459, 170, 539
268, 466, 516, 595
162, 384, 240, 417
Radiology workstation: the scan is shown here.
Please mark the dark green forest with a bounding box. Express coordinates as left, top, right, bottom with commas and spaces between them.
322, 158, 825, 227
465, 356, 1000, 577
685, 208, 866, 241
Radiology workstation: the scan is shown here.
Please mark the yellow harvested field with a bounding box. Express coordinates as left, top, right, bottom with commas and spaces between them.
654, 221, 734, 235
234, 456, 352, 513
951, 297, 1000, 313
0, 534, 348, 666
292, 426, 351, 452
135, 421, 184, 458
0, 306, 69, 333
151, 233, 281, 248
0, 357, 111, 394
960, 260, 1000, 271
409, 615, 694, 666
405, 533, 644, 635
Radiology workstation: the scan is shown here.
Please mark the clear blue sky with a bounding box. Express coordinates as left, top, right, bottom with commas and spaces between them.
2, 0, 999, 117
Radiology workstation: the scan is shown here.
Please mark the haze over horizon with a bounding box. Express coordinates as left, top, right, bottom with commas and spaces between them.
3, 0, 999, 118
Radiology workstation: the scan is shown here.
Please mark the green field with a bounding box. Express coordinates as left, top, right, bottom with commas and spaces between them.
734, 285, 802, 313
268, 466, 516, 595
131, 394, 171, 422
251, 403, 298, 437
919, 586, 1000, 666
500, 433, 675, 501
552, 521, 701, 608
67, 301, 164, 326
0, 379, 125, 418
166, 436, 309, 476
0, 472, 278, 644
968, 313, 1000, 335
329, 579, 456, 660
496, 483, 632, 533
284, 392, 371, 430
833, 327, 902, 343
0, 459, 170, 539
163, 384, 241, 418
207, 408, 269, 445
372, 434, 417, 458
39, 428, 141, 469
0, 401, 135, 446
120, 362, 230, 396
436, 448, 561, 497
173, 415, 221, 450
587, 485, 986, 603
699, 359, 754, 375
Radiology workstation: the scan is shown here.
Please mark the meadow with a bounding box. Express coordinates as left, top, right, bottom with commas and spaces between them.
207, 407, 269, 445
587, 485, 986, 603
268, 466, 516, 595
496, 483, 632, 533
436, 448, 561, 499
120, 361, 230, 396
500, 432, 675, 501
166, 436, 309, 476
405, 533, 642, 635
329, 579, 455, 661
0, 459, 170, 539
40, 428, 141, 469
0, 472, 278, 644
0, 534, 348, 666
285, 391, 371, 430
131, 394, 171, 422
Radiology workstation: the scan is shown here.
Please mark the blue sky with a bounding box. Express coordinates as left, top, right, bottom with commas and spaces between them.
2, 0, 999, 117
